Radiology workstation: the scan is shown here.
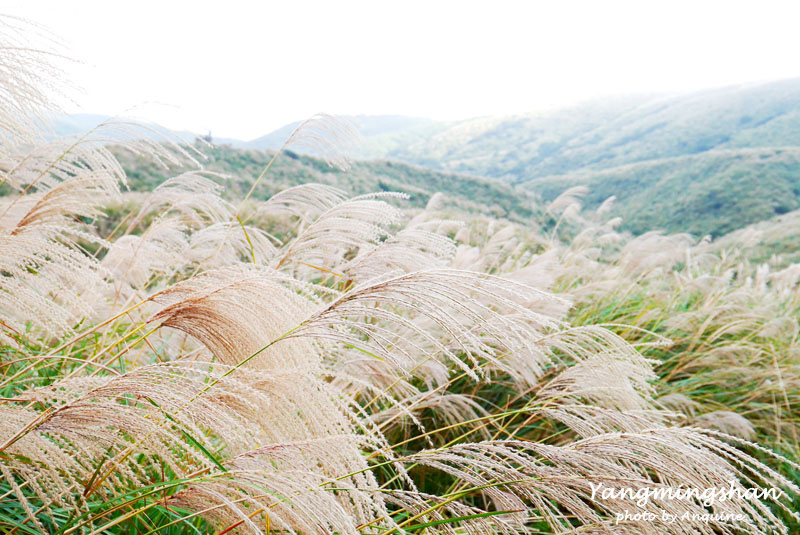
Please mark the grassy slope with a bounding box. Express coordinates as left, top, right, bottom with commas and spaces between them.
367, 79, 800, 179
710, 207, 800, 265
66, 79, 800, 237
105, 78, 800, 237
525, 147, 800, 237
114, 144, 541, 223
288, 79, 800, 237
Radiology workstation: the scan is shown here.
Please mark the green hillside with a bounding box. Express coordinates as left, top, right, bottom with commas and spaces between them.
525, 147, 800, 237
349, 79, 800, 180
89, 78, 800, 238
243, 115, 443, 152
113, 144, 540, 223
306, 79, 800, 237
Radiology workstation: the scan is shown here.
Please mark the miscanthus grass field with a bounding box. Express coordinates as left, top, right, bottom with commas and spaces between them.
1, 21, 799, 535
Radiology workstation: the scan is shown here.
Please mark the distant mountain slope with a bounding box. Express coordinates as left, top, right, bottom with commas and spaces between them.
58, 79, 800, 237
236, 80, 800, 237
339, 79, 800, 182
243, 115, 441, 151
112, 144, 540, 223
47, 113, 242, 146
49, 113, 115, 138
524, 147, 800, 237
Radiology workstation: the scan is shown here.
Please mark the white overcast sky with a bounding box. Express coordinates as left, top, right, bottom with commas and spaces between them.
7, 0, 800, 140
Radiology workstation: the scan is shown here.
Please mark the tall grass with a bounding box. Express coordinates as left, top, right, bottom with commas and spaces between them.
1, 20, 799, 535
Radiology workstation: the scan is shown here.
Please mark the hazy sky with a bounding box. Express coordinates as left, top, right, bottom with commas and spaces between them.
8, 0, 800, 140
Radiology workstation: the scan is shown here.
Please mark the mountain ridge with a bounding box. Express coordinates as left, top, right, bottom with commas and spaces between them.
52, 78, 800, 238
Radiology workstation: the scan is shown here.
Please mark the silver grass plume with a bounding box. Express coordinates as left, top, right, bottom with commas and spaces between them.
1, 24, 798, 535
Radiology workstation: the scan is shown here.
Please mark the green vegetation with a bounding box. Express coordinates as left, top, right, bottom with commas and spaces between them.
113, 143, 541, 222
526, 147, 800, 237
248, 80, 800, 237
5, 21, 800, 535
352, 79, 800, 179
65, 79, 800, 238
